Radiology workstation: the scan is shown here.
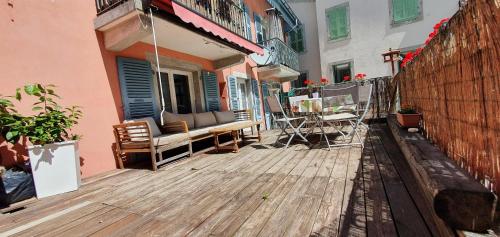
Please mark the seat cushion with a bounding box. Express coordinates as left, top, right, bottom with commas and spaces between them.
193, 112, 217, 128
213, 111, 236, 124
153, 133, 189, 147
188, 127, 212, 138
162, 112, 195, 129
215, 120, 253, 130
125, 117, 162, 137
321, 113, 357, 121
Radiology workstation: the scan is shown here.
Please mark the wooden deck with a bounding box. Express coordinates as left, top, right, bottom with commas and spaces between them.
0, 123, 434, 237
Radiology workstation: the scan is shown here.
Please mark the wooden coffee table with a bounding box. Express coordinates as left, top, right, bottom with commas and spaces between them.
210, 120, 263, 153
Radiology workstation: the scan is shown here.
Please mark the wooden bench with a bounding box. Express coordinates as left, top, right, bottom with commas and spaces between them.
387, 115, 497, 233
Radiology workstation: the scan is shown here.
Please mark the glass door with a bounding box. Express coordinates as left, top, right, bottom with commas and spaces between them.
174, 74, 192, 114
158, 69, 195, 114
237, 79, 249, 110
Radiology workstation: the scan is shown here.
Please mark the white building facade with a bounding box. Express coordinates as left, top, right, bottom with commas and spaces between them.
287, 0, 323, 85
289, 0, 459, 83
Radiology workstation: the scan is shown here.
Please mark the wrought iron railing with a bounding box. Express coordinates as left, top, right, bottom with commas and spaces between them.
95, 0, 128, 15
262, 38, 299, 71
173, 0, 246, 38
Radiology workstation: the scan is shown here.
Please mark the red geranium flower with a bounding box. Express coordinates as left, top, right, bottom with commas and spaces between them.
343, 75, 350, 81
303, 79, 311, 85
354, 73, 367, 80
415, 47, 423, 56
320, 77, 329, 85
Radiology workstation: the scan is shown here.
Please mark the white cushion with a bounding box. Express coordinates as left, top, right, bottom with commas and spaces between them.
320, 113, 357, 121
153, 133, 189, 147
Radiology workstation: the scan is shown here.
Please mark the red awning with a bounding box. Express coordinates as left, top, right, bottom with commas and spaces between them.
153, 0, 263, 55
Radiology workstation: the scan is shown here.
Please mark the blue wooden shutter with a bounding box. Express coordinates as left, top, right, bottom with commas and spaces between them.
261, 83, 271, 129
251, 79, 262, 121
117, 57, 159, 120
228, 76, 239, 110
202, 71, 220, 111
243, 4, 253, 41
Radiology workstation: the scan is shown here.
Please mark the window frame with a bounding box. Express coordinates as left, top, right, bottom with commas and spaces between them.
325, 2, 351, 42
254, 14, 264, 45
389, 0, 423, 27
289, 25, 306, 53
241, 3, 253, 41
329, 60, 354, 84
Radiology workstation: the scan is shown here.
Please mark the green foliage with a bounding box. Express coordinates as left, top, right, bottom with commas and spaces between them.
0, 84, 82, 146
398, 107, 417, 114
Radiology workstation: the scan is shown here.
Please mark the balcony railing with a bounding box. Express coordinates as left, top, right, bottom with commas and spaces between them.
95, 0, 128, 15
262, 38, 299, 71
173, 0, 246, 39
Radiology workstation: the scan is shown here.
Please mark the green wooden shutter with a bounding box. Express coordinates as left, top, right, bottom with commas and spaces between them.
117, 57, 159, 120
393, 0, 419, 23
251, 79, 261, 121
202, 71, 220, 111
327, 6, 348, 40
228, 76, 240, 110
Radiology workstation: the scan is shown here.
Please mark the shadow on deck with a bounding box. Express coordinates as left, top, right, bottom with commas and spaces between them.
0, 122, 439, 236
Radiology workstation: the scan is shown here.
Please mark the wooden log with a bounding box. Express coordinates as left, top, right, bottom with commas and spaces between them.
387, 115, 497, 232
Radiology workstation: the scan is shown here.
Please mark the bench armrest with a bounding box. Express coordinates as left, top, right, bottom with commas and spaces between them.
162, 121, 189, 134
233, 109, 252, 121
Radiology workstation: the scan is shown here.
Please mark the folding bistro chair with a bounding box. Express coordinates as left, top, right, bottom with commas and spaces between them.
319, 82, 373, 149
266, 94, 310, 148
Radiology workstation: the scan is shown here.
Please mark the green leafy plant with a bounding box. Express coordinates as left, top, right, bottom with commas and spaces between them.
398, 107, 418, 114
0, 84, 82, 146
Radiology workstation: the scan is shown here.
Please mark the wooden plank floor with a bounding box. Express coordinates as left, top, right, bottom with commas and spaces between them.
0, 124, 432, 237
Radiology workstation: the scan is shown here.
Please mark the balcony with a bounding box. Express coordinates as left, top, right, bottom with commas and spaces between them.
173, 0, 246, 39
94, 0, 262, 63
254, 38, 300, 82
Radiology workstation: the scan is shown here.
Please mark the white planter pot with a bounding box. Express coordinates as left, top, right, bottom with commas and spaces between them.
28, 140, 81, 198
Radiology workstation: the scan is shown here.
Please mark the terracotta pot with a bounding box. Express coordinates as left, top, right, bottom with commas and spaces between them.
396, 113, 421, 128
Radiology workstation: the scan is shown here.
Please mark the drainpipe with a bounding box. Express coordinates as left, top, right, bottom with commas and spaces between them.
149, 8, 166, 125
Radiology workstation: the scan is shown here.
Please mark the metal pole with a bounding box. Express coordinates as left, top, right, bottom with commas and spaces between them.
150, 8, 166, 125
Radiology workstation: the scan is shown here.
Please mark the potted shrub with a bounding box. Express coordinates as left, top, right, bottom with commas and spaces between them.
397, 107, 421, 128
0, 84, 82, 198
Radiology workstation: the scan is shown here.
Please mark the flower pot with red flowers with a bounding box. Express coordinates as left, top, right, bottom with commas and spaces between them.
397, 108, 421, 128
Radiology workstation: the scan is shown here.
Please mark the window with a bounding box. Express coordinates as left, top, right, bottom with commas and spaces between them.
289, 27, 305, 53
332, 62, 352, 83
254, 14, 265, 44
242, 3, 253, 41
391, 0, 421, 24
326, 4, 349, 41
293, 72, 307, 88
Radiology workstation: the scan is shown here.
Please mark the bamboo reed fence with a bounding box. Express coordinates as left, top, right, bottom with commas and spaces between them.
394, 0, 499, 192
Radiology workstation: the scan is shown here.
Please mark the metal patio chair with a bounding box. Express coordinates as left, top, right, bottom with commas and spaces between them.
319, 82, 373, 149
266, 94, 310, 148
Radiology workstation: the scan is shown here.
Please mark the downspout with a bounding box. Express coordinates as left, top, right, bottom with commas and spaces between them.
149, 8, 166, 125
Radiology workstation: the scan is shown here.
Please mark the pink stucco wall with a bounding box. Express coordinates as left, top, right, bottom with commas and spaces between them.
0, 0, 215, 178
0, 0, 282, 178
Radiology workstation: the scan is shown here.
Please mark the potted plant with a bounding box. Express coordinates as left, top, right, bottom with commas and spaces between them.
397, 107, 420, 128
0, 84, 82, 198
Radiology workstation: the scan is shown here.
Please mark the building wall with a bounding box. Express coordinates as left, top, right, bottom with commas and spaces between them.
315, 0, 458, 80
0, 0, 215, 178
287, 0, 322, 82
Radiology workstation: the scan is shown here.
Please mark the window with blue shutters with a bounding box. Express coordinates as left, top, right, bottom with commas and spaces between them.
391, 0, 422, 25
117, 57, 159, 120
202, 71, 221, 111
242, 4, 253, 41
251, 79, 261, 121
254, 14, 264, 44
227, 76, 240, 110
